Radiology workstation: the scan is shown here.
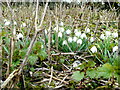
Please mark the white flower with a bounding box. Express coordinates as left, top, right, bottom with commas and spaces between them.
112, 32, 118, 38
85, 27, 90, 33
74, 29, 78, 33
4, 19, 7, 22
58, 32, 62, 38
75, 31, 81, 37
62, 40, 67, 45
90, 37, 95, 42
73, 37, 77, 42
105, 31, 111, 37
4, 21, 10, 26
73, 60, 81, 69
66, 29, 71, 34
41, 45, 44, 48
100, 34, 105, 40
16, 33, 23, 40
59, 21, 64, 26
53, 27, 57, 31
81, 33, 87, 39
90, 46, 97, 53
45, 29, 47, 34
52, 40, 55, 43
21, 23, 26, 27
68, 37, 73, 43
112, 46, 118, 53
77, 39, 82, 45
14, 21, 17, 25
59, 27, 64, 32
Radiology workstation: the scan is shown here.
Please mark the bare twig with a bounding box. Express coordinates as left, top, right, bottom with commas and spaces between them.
48, 66, 53, 87
52, 52, 76, 56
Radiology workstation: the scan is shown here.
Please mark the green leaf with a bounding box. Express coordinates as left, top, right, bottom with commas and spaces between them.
86, 68, 97, 79
72, 71, 84, 81
28, 54, 38, 65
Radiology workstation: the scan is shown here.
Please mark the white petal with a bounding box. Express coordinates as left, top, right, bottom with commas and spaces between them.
77, 39, 82, 44
90, 46, 97, 53
68, 37, 73, 43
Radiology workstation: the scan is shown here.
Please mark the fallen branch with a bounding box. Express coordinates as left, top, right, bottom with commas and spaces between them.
52, 52, 76, 56
42, 72, 69, 85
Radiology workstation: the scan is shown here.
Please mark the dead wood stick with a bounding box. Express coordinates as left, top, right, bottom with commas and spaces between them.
52, 52, 77, 56
1, 69, 18, 89
42, 72, 69, 85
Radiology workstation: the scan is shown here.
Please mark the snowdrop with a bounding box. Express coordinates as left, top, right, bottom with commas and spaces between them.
81, 33, 87, 39
68, 37, 73, 43
59, 27, 64, 32
90, 46, 97, 53
77, 39, 82, 45
21, 23, 26, 27
4, 21, 10, 26
58, 32, 62, 38
112, 32, 118, 38
105, 31, 111, 37
4, 19, 7, 22
74, 29, 78, 33
16, 33, 23, 40
112, 46, 118, 53
59, 21, 64, 26
85, 27, 90, 33
90, 37, 95, 42
66, 29, 71, 34
45, 29, 48, 34
75, 31, 81, 37
100, 34, 105, 40
62, 40, 67, 45
14, 21, 17, 25
73, 37, 77, 42
53, 27, 58, 32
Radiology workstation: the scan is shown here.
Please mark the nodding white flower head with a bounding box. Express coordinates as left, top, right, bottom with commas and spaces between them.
100, 34, 105, 40
52, 40, 55, 43
112, 32, 118, 38
90, 46, 97, 53
45, 29, 48, 34
62, 40, 67, 45
41, 45, 44, 49
90, 37, 95, 42
73, 60, 81, 69
59, 27, 64, 32
77, 39, 82, 45
59, 21, 64, 26
112, 46, 118, 53
85, 27, 90, 33
4, 19, 7, 22
21, 23, 26, 27
74, 29, 78, 33
16, 33, 23, 40
68, 37, 73, 43
58, 32, 62, 38
73, 37, 77, 42
105, 31, 111, 37
53, 27, 57, 32
4, 20, 11, 26
66, 29, 71, 34
81, 33, 87, 39
75, 31, 81, 37
14, 21, 17, 25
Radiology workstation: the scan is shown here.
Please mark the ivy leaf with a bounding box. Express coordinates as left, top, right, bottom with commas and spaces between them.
86, 68, 97, 79
28, 54, 38, 65
72, 71, 84, 81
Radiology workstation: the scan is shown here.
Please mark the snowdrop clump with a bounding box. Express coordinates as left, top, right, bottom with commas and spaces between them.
58, 32, 62, 38
90, 46, 97, 53
85, 27, 90, 33
68, 37, 73, 43
16, 33, 23, 40
66, 29, 71, 34
112, 46, 118, 53
77, 39, 82, 45
62, 40, 67, 45
80, 33, 87, 39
